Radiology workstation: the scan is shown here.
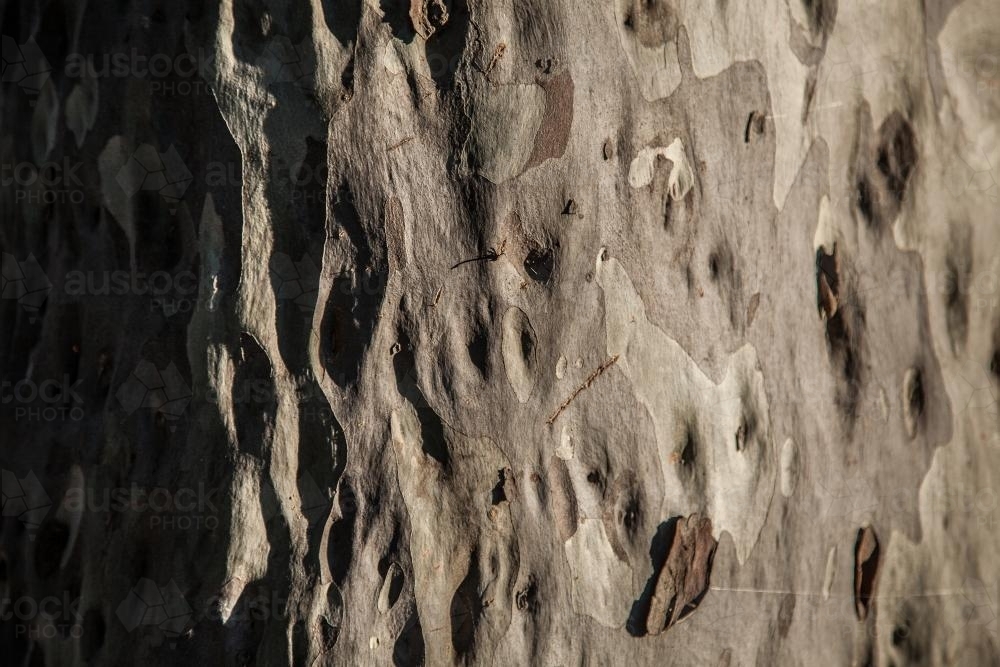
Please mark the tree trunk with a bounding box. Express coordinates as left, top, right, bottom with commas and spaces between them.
2, 0, 999, 665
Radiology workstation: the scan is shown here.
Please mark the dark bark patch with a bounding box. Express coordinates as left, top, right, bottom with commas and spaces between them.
816, 245, 865, 424
80, 608, 106, 661
33, 518, 69, 579
777, 592, 796, 638
410, 0, 450, 39
422, 0, 469, 91
623, 0, 678, 48
319, 0, 363, 48
851, 106, 918, 234
854, 525, 880, 620
393, 335, 449, 466
515, 575, 539, 613
802, 0, 838, 38
944, 227, 971, 353
393, 611, 425, 666
524, 72, 575, 171
524, 247, 554, 283
876, 112, 918, 210
902, 366, 925, 439
450, 550, 483, 657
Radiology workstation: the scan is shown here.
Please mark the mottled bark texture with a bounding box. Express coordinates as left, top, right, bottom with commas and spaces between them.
1, 0, 999, 665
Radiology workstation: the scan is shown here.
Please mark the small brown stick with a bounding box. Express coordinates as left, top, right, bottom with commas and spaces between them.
387, 136, 414, 152
547, 355, 620, 425
485, 43, 506, 75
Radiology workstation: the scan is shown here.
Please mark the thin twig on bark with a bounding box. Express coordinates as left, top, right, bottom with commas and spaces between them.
387, 136, 414, 152
547, 355, 620, 425
450, 239, 506, 270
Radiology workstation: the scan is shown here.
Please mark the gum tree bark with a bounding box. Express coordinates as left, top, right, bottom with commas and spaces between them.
2, 0, 999, 665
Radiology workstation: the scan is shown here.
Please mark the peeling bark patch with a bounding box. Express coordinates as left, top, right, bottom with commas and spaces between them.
631, 514, 717, 635
523, 71, 575, 171
854, 526, 880, 620
628, 139, 694, 200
